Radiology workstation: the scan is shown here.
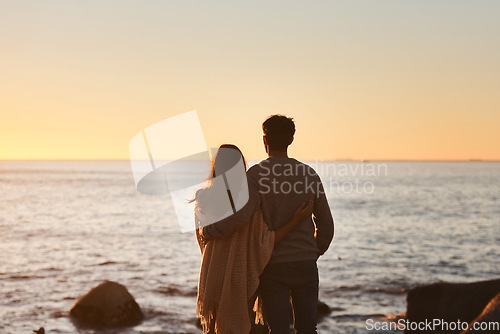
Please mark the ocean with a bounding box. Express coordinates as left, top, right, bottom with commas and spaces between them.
1, 160, 499, 333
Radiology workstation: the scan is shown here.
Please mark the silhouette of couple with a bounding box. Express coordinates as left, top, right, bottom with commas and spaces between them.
194, 115, 334, 333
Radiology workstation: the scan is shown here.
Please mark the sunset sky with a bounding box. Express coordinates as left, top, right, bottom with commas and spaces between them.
1, 1, 499, 161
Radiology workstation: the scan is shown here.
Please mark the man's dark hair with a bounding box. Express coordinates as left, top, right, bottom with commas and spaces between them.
262, 115, 295, 152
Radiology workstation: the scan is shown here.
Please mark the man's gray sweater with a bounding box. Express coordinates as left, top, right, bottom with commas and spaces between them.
202, 157, 334, 264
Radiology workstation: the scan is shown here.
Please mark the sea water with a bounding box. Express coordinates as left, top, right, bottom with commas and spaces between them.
1, 161, 499, 333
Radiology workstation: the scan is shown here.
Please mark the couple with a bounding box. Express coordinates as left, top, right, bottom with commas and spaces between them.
194, 115, 334, 333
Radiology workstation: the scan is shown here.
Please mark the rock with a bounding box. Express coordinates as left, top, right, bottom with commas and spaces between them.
69, 280, 143, 328
33, 328, 45, 334
405, 279, 500, 334
317, 300, 332, 320
462, 293, 500, 334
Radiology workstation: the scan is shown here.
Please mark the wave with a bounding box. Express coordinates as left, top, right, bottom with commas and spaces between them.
154, 285, 197, 297
340, 285, 407, 294
331, 313, 387, 320
3, 274, 45, 280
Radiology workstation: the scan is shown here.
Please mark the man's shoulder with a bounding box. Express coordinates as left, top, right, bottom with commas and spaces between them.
246, 161, 267, 182
247, 158, 320, 179
284, 158, 321, 180
291, 159, 319, 175
247, 161, 264, 174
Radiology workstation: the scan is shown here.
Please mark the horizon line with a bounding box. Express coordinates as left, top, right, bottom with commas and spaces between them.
0, 158, 499, 162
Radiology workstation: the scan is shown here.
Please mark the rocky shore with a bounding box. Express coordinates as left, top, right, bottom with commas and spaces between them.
405, 278, 500, 334
31, 278, 499, 333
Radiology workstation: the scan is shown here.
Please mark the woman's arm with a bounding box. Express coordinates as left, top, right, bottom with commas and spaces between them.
274, 200, 313, 245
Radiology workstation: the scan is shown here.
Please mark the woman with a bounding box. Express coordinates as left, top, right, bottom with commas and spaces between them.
193, 144, 312, 333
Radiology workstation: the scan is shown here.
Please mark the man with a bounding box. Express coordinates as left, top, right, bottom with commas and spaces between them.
202, 114, 334, 333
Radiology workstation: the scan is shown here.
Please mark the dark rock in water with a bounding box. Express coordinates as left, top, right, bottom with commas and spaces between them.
406, 279, 500, 334
70, 280, 143, 328
317, 300, 332, 320
33, 328, 45, 334
462, 293, 500, 334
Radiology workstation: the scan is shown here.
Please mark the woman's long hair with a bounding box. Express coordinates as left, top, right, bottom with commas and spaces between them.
190, 144, 247, 206
209, 144, 247, 179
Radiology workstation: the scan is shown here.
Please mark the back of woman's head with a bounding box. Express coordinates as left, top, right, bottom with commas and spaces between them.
191, 144, 247, 208
210, 144, 247, 179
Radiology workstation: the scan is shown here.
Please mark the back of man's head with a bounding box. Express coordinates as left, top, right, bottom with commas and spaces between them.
262, 115, 295, 152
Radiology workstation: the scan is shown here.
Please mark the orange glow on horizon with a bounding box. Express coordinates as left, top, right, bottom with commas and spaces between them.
1, 2, 499, 161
